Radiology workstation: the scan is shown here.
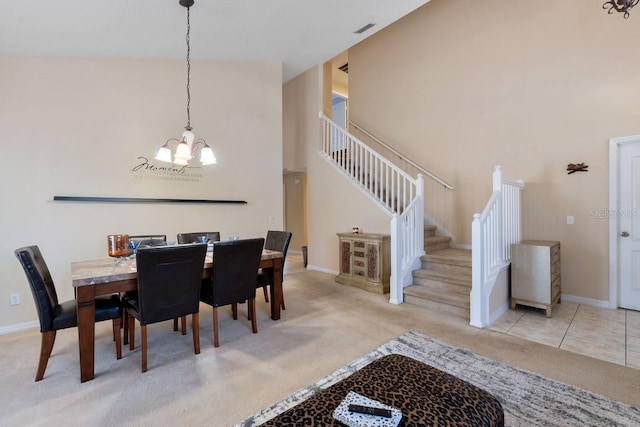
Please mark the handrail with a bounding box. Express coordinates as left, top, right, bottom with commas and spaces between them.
348, 119, 454, 190
320, 113, 417, 216
319, 112, 424, 304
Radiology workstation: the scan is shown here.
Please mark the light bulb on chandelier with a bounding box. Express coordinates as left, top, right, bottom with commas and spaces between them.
155, 0, 217, 166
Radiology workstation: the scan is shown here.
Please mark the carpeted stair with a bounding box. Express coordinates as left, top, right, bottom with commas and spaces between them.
403, 226, 471, 320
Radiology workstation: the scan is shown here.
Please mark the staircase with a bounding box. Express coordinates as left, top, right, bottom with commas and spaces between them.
403, 225, 472, 319
320, 113, 523, 326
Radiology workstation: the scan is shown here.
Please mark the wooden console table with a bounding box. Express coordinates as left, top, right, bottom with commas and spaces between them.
336, 232, 390, 294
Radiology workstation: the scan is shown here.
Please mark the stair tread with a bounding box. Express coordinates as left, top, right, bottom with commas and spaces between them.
422, 248, 471, 266
424, 236, 451, 244
404, 285, 470, 308
403, 295, 469, 319
424, 225, 437, 236
412, 269, 471, 285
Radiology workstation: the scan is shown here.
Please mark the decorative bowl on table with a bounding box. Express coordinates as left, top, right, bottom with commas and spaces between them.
107, 234, 130, 258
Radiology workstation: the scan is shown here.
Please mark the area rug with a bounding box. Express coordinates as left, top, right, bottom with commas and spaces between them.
236, 330, 640, 427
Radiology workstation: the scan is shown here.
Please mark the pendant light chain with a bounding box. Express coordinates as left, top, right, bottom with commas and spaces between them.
185, 6, 191, 129
155, 0, 216, 166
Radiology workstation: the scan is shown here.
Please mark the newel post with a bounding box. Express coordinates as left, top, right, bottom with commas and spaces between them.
493, 165, 505, 264
389, 214, 403, 305
416, 174, 425, 257
470, 213, 485, 328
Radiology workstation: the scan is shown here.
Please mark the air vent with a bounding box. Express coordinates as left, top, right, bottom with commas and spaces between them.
354, 23, 376, 34
338, 63, 349, 74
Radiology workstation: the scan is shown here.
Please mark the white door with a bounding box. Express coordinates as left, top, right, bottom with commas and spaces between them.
619, 141, 640, 310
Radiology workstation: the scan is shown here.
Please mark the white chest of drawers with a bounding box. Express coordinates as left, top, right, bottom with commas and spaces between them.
510, 240, 561, 317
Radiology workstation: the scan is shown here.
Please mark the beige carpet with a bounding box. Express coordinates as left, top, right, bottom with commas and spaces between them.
2, 257, 639, 426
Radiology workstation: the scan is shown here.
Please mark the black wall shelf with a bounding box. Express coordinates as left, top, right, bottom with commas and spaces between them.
53, 196, 247, 204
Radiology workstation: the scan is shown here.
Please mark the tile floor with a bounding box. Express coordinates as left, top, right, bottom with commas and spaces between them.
490, 301, 640, 369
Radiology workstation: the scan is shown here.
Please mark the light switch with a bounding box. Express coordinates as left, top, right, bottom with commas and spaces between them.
567, 215, 574, 225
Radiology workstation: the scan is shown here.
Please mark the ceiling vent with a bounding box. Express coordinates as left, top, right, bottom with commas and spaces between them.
338, 63, 349, 74
354, 23, 376, 34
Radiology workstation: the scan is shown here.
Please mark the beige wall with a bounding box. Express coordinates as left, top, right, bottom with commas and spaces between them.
284, 172, 307, 252
283, 77, 309, 173
345, 0, 640, 303
283, 65, 390, 273
1, 56, 282, 330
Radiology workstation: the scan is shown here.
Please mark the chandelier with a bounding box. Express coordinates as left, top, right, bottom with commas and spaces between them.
156, 0, 217, 167
603, 0, 639, 18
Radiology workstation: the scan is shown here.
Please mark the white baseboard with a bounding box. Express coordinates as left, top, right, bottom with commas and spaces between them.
561, 294, 610, 308
306, 264, 338, 275
0, 321, 39, 336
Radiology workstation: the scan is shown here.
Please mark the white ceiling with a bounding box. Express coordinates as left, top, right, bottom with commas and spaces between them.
0, 0, 430, 82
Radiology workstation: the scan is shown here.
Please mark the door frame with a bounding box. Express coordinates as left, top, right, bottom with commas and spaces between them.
608, 135, 640, 309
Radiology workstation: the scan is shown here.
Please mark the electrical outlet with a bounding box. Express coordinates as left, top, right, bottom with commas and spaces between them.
10, 293, 20, 306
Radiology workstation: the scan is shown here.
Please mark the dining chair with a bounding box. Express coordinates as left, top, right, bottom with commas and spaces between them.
177, 232, 221, 244
14, 245, 123, 381
128, 235, 167, 248
172, 232, 220, 333
257, 231, 292, 310
200, 238, 264, 347
121, 234, 167, 341
124, 243, 207, 373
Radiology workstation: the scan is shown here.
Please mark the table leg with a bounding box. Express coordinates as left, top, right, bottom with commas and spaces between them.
269, 258, 283, 320
76, 286, 96, 382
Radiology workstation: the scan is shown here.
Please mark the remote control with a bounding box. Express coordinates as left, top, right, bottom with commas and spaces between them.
348, 404, 392, 418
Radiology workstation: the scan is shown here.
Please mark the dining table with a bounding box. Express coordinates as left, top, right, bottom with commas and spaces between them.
71, 248, 283, 382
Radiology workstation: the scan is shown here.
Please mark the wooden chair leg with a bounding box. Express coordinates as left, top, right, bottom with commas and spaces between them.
249, 298, 258, 333
192, 313, 200, 354
213, 307, 219, 347
173, 318, 178, 331
281, 293, 286, 311
35, 330, 56, 381
128, 314, 135, 351
141, 324, 147, 373
232, 303, 238, 320
263, 286, 269, 302
181, 315, 187, 335
112, 318, 122, 360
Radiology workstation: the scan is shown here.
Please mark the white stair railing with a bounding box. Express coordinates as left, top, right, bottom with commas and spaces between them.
319, 112, 424, 302
390, 190, 424, 304
470, 166, 524, 328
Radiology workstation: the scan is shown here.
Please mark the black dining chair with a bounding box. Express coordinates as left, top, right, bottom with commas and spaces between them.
258, 231, 292, 310
200, 238, 264, 347
14, 245, 123, 381
172, 232, 219, 333
121, 234, 168, 341
177, 232, 221, 244
124, 243, 207, 372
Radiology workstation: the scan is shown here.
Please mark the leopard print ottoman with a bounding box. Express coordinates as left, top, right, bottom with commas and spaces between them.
259, 353, 504, 426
